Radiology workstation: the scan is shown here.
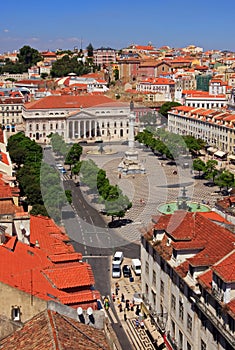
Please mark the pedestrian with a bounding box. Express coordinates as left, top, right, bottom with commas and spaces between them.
130, 302, 134, 311
121, 293, 125, 303
118, 303, 123, 312
135, 318, 139, 329
140, 320, 144, 329
115, 282, 120, 290
115, 287, 118, 296
135, 305, 140, 316
124, 311, 127, 321
112, 292, 115, 302
126, 299, 130, 311
104, 296, 109, 311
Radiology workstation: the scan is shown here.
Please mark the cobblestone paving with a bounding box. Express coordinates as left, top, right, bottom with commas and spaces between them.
85, 145, 222, 243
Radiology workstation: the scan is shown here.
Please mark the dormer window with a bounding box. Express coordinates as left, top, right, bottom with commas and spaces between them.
11, 306, 21, 321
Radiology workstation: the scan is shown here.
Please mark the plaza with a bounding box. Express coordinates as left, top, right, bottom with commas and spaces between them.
78, 142, 223, 243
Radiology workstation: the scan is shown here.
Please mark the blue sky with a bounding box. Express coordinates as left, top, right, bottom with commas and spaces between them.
1, 0, 235, 53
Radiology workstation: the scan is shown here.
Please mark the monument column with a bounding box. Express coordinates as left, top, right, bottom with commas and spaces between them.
129, 99, 135, 148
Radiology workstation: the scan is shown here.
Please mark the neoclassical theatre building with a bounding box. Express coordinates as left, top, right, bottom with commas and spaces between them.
22, 95, 130, 144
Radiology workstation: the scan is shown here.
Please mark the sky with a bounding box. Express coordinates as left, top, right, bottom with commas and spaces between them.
1, 0, 235, 53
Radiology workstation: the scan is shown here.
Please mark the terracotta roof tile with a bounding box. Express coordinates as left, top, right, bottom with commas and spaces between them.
48, 252, 82, 263
212, 250, 235, 283
0, 310, 111, 350
44, 263, 95, 289
24, 95, 115, 110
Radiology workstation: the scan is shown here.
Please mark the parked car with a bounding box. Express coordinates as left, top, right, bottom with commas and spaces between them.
122, 264, 132, 278
113, 251, 124, 264
60, 168, 66, 174
112, 262, 121, 278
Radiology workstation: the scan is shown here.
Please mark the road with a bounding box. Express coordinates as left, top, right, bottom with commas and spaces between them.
42, 143, 222, 350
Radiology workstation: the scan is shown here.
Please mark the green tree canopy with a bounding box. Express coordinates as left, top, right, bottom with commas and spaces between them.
17, 45, 42, 68
159, 101, 182, 118
86, 43, 94, 57
192, 158, 205, 177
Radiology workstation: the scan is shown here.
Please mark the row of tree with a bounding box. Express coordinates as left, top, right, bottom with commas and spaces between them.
72, 159, 132, 221
0, 44, 98, 78
7, 133, 72, 223
193, 158, 235, 189
135, 129, 205, 159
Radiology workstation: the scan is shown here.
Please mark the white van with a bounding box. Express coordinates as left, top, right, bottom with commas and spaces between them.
113, 251, 124, 264
131, 258, 141, 276
112, 261, 121, 278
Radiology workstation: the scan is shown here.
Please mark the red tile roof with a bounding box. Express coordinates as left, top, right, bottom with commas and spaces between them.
24, 95, 115, 110
43, 263, 95, 289
0, 309, 111, 350
212, 251, 235, 283
0, 214, 99, 308
153, 211, 235, 268
48, 252, 82, 263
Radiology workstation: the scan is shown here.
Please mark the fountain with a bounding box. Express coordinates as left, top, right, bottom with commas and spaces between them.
158, 186, 210, 214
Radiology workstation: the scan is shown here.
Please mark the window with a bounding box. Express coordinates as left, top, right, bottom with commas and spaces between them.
145, 283, 149, 295
153, 270, 156, 285
179, 330, 183, 349
145, 261, 149, 274
160, 280, 164, 295
187, 313, 192, 333
171, 294, 176, 312
11, 306, 20, 321
201, 340, 206, 350
50, 124, 53, 130
187, 342, 191, 350
36, 124, 39, 130
179, 300, 184, 321
43, 124, 46, 131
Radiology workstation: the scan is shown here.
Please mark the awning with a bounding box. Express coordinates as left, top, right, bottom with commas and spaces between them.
199, 149, 206, 155
207, 147, 218, 154
144, 318, 165, 346
214, 150, 227, 158
228, 155, 235, 160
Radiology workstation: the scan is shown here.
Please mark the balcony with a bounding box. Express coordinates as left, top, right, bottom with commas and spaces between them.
212, 287, 224, 302
192, 296, 235, 348
165, 332, 178, 350
142, 294, 168, 333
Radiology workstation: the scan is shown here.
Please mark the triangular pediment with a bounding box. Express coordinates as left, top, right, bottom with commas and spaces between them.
67, 110, 94, 120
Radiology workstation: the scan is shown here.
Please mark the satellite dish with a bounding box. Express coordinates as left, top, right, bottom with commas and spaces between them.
20, 224, 24, 230
25, 230, 30, 237
87, 307, 93, 316
77, 307, 83, 316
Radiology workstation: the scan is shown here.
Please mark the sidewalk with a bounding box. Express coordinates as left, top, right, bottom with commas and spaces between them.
107, 258, 165, 350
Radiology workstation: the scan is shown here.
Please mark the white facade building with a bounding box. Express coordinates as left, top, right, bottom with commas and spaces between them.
167, 106, 235, 154
140, 211, 235, 350
22, 95, 130, 144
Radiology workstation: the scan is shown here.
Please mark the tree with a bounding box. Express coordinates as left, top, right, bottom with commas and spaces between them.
204, 160, 218, 182
65, 143, 83, 169
113, 68, 119, 81
17, 45, 42, 68
86, 43, 94, 57
159, 102, 182, 118
183, 135, 206, 154
215, 170, 234, 190
41, 72, 48, 79
193, 158, 205, 177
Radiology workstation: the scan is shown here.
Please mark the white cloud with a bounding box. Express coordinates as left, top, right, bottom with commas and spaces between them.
3, 29, 9, 33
